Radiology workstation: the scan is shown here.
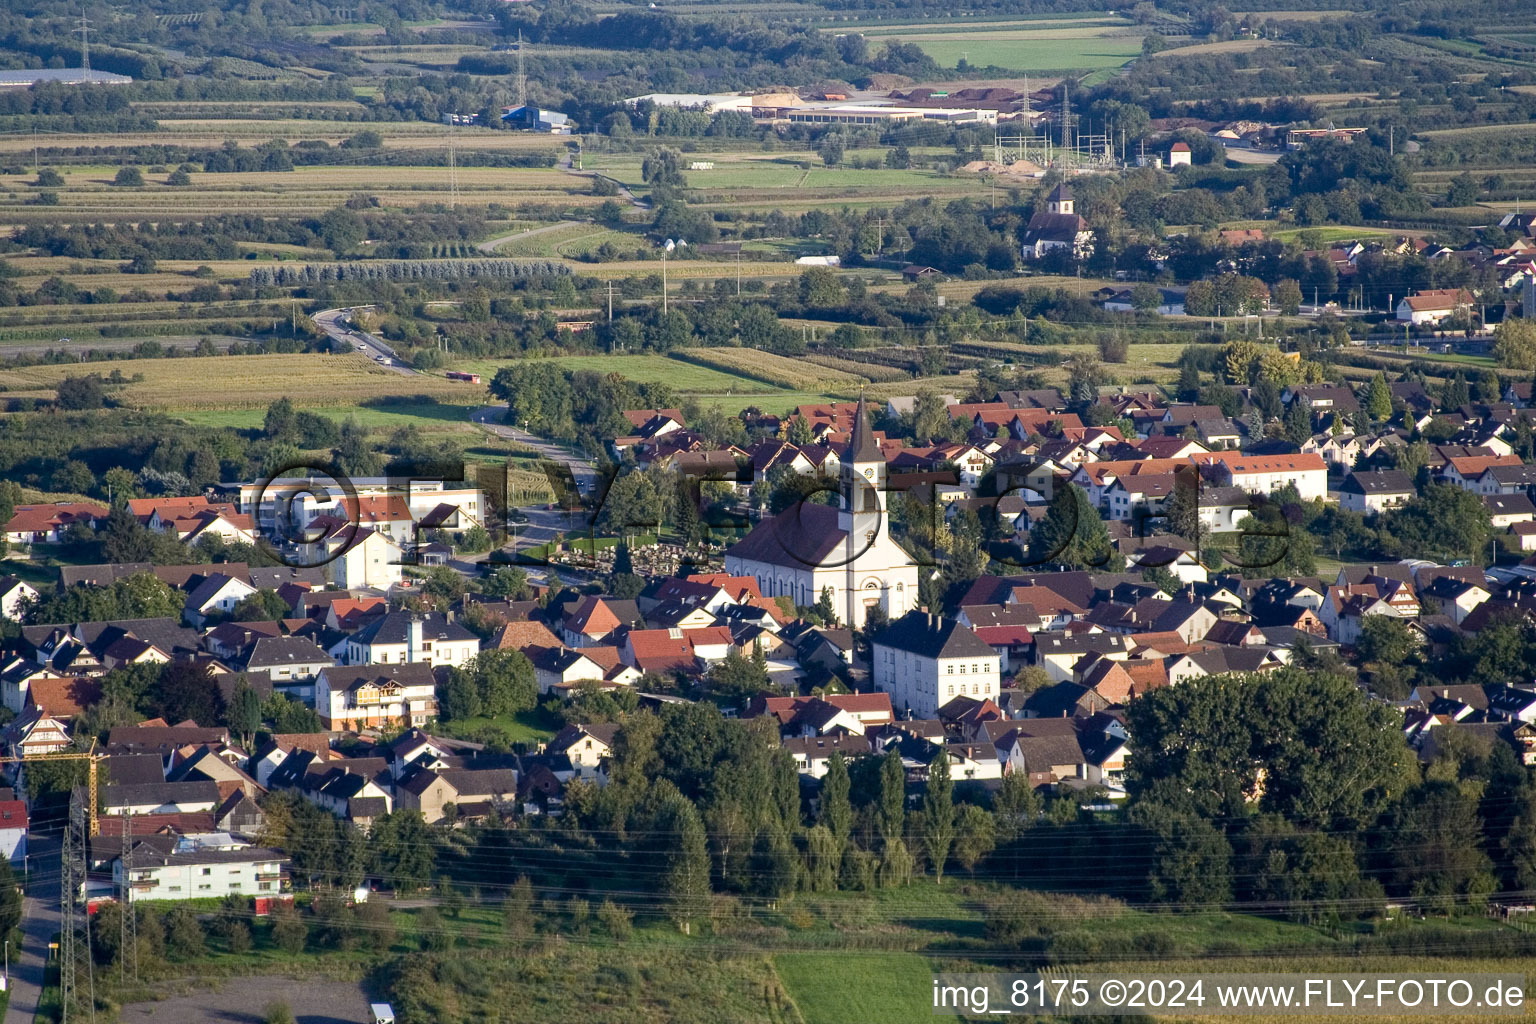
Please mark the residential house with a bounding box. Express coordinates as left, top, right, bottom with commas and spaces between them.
1396, 288, 1474, 324
345, 612, 480, 668
115, 836, 286, 903
0, 577, 38, 620
872, 612, 1001, 720
316, 663, 439, 731
1340, 470, 1414, 515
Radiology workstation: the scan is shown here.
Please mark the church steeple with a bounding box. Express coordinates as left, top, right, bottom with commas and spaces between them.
846, 394, 881, 463
1046, 182, 1074, 216
840, 394, 885, 526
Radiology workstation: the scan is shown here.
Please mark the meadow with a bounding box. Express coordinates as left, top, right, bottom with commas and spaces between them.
868, 24, 1146, 71
0, 353, 473, 410
676, 347, 872, 391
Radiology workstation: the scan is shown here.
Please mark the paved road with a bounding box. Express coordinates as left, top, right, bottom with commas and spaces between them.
5, 835, 61, 1024
311, 307, 419, 375
470, 405, 601, 499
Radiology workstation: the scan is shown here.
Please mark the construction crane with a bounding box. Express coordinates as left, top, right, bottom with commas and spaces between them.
2, 739, 104, 835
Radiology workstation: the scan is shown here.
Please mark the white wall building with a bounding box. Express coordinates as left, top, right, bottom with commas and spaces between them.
116, 839, 286, 903
872, 613, 1001, 719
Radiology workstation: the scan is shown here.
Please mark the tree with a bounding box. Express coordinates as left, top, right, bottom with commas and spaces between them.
1066, 355, 1108, 404
1503, 786, 1536, 890
1126, 666, 1413, 828
1129, 804, 1233, 905
1273, 278, 1304, 316
1379, 484, 1492, 564
1284, 399, 1313, 444
166, 907, 205, 960
1494, 318, 1536, 371
1357, 614, 1420, 668
225, 679, 263, 747
1364, 372, 1393, 422
374, 810, 436, 892
1126, 281, 1163, 313
113, 166, 144, 187
56, 374, 106, 410
230, 588, 290, 621
663, 793, 711, 934
459, 649, 537, 718
749, 825, 797, 903
1384, 781, 1495, 904
952, 804, 996, 873
1164, 473, 1201, 542
1028, 484, 1120, 570
270, 905, 307, 954
877, 748, 906, 848
437, 669, 481, 721
817, 133, 845, 167
708, 646, 769, 701
821, 751, 852, 841
0, 859, 20, 937
922, 750, 956, 883
148, 662, 224, 726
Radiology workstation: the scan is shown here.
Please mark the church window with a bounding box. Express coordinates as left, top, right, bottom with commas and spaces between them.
947, 685, 954, 696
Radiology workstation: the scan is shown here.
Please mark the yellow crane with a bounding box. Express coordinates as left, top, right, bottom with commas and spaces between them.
5, 740, 104, 836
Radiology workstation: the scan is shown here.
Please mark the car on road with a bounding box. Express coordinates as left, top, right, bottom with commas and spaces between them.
508, 509, 530, 524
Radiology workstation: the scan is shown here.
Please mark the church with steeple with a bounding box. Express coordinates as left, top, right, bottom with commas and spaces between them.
725, 396, 920, 629
1020, 182, 1093, 261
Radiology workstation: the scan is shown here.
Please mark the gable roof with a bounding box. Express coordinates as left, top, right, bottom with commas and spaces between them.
872, 612, 996, 660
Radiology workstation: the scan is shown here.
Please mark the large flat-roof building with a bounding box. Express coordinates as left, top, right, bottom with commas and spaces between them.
0, 68, 131, 87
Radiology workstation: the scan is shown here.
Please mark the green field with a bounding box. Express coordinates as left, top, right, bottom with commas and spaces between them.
450, 354, 846, 415
873, 27, 1145, 70
174, 398, 482, 432
454, 354, 774, 393
775, 952, 936, 1024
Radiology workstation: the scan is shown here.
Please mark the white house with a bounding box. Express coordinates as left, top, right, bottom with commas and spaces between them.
872, 612, 1001, 720
0, 577, 37, 621
1199, 452, 1328, 502
1396, 288, 1472, 325
0, 800, 26, 864
116, 836, 286, 903
316, 663, 439, 731
1339, 470, 1414, 515
344, 611, 480, 669
183, 572, 258, 627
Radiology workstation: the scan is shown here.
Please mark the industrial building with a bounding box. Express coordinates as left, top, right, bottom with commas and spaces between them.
0, 68, 130, 87
501, 104, 573, 134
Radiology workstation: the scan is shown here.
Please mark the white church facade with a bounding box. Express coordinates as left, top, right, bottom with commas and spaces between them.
725, 398, 920, 630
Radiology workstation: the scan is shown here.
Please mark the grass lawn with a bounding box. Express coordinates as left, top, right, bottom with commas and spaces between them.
0, 558, 63, 588
775, 951, 938, 1024
435, 708, 561, 747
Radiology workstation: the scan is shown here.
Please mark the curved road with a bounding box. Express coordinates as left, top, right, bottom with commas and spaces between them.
312, 306, 419, 376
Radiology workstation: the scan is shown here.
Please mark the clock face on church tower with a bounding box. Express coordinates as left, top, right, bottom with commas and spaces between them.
862, 468, 873, 478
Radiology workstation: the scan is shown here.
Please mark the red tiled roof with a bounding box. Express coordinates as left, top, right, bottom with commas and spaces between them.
5, 503, 107, 534
493, 620, 562, 651
25, 676, 101, 718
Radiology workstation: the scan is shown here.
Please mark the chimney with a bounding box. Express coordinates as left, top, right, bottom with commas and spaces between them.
408, 615, 424, 661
